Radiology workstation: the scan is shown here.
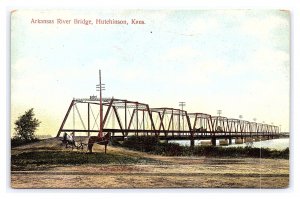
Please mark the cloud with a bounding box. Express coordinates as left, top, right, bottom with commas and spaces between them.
163, 46, 201, 61
185, 18, 219, 36
240, 14, 289, 41
246, 48, 290, 77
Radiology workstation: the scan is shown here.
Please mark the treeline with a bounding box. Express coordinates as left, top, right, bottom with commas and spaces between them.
11, 108, 41, 148
112, 136, 289, 159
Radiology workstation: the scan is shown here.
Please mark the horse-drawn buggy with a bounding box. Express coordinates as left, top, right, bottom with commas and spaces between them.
60, 132, 110, 153
61, 132, 87, 150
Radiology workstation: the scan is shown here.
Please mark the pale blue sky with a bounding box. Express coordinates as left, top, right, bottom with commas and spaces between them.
11, 10, 290, 136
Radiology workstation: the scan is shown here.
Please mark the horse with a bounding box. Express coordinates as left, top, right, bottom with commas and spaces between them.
87, 133, 110, 154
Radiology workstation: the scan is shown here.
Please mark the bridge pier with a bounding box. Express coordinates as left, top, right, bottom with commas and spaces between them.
235, 138, 244, 144
228, 138, 232, 145
190, 139, 195, 148
268, 135, 274, 140
211, 137, 216, 146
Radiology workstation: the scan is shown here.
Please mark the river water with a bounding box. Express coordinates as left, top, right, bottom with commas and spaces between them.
169, 138, 289, 150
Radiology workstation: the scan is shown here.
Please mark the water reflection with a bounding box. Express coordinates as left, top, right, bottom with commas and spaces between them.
226, 138, 289, 150
169, 138, 289, 150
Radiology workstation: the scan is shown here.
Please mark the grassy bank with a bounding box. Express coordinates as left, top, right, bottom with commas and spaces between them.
118, 136, 289, 159
11, 150, 162, 171
11, 138, 40, 148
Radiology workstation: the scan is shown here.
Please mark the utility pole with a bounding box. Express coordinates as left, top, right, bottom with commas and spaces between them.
279, 124, 281, 133
96, 70, 105, 137
216, 110, 222, 129
179, 102, 186, 131
253, 117, 258, 132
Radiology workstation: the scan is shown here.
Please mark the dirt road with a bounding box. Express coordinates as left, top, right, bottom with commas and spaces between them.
11, 138, 289, 188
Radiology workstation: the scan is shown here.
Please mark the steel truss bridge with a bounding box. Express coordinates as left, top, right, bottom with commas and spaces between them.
56, 97, 281, 146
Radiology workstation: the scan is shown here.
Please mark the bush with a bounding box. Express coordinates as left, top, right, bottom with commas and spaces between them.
13, 108, 41, 142
11, 137, 40, 148
156, 142, 184, 156
122, 136, 160, 152
120, 136, 289, 159
110, 139, 122, 147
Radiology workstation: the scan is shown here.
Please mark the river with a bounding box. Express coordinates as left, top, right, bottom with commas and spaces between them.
169, 138, 289, 150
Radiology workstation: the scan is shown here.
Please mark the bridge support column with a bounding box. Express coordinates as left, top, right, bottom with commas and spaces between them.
228, 138, 232, 145
190, 139, 195, 148
235, 137, 244, 144
211, 138, 216, 146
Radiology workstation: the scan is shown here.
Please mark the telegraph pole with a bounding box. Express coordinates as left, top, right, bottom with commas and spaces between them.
96, 70, 105, 137
253, 118, 257, 134
216, 110, 222, 129
279, 124, 281, 133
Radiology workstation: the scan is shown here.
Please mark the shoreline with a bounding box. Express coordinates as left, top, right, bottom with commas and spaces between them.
11, 138, 289, 188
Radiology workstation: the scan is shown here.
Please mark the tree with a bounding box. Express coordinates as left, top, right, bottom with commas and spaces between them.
14, 108, 41, 141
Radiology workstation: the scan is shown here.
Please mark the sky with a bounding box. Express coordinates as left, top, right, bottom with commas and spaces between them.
11, 10, 290, 136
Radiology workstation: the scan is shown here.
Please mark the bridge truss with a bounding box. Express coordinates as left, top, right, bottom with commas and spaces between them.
56, 97, 280, 143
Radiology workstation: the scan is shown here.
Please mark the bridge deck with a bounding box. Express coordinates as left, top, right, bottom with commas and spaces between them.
61, 128, 281, 140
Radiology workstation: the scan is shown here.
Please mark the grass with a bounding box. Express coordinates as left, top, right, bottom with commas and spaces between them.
11, 136, 289, 171
119, 136, 289, 159
11, 137, 40, 148
11, 150, 162, 171
192, 145, 289, 159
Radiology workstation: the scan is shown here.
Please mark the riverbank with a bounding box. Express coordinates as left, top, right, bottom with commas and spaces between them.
11, 138, 289, 188
119, 136, 289, 159
170, 138, 290, 150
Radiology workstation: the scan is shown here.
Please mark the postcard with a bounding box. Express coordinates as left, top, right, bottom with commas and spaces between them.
11, 10, 290, 189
